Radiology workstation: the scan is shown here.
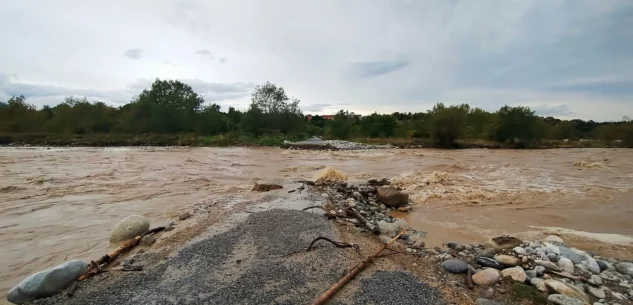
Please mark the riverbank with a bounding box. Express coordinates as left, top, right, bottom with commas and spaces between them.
0, 133, 624, 149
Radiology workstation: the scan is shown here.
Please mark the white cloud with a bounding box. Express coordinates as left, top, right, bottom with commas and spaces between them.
0, 0, 631, 120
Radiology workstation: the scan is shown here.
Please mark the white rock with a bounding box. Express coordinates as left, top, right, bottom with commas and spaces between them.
514, 247, 526, 255
7, 260, 88, 304
110, 215, 150, 242
544, 235, 565, 245
494, 254, 521, 266
548, 294, 586, 305
472, 268, 501, 286
543, 279, 590, 302
558, 257, 575, 274
543, 242, 561, 255
535, 260, 561, 271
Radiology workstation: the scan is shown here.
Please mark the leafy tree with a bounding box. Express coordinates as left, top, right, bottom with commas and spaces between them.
226, 107, 242, 131
492, 106, 538, 143
428, 103, 469, 147
360, 113, 397, 137
326, 110, 355, 139
549, 121, 576, 140
133, 79, 204, 133
197, 103, 227, 135
240, 104, 265, 136
247, 81, 303, 136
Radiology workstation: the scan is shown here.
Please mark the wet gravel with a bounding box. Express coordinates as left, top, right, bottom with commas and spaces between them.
354, 271, 445, 305
30, 209, 444, 305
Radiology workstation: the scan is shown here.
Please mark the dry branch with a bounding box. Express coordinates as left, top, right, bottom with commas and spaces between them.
77, 226, 165, 281
309, 230, 405, 305
345, 207, 380, 234
306, 237, 359, 252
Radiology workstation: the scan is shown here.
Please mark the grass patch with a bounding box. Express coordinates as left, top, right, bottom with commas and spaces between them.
509, 282, 547, 305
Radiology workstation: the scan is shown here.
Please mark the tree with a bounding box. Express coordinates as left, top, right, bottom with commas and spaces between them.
133, 79, 204, 133
247, 81, 304, 136
226, 107, 242, 131
326, 110, 355, 139
492, 105, 538, 143
240, 104, 265, 136
197, 104, 227, 135
428, 103, 469, 147
360, 113, 397, 137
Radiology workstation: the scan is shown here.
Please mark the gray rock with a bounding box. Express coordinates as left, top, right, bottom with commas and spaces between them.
548, 253, 558, 261
528, 241, 541, 248
475, 248, 496, 258
559, 246, 583, 264
476, 257, 505, 270
616, 262, 633, 277
513, 247, 526, 255
535, 265, 546, 276
530, 278, 543, 286
558, 257, 575, 274
455, 244, 466, 251
588, 274, 602, 286
548, 294, 585, 305
501, 266, 527, 282
140, 235, 157, 246
607, 257, 617, 264
610, 291, 627, 300
178, 211, 192, 220
525, 247, 536, 254
535, 260, 560, 272
525, 269, 537, 279
587, 285, 606, 299
110, 215, 150, 242
7, 260, 88, 304
580, 253, 600, 274
595, 260, 612, 272
441, 259, 469, 274
521, 256, 529, 264
475, 298, 504, 305
376, 186, 409, 207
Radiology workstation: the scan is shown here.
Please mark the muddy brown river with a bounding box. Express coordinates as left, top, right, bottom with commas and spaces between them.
1, 147, 632, 300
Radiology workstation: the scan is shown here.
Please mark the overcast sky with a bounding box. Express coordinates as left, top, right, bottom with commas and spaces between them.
1, 0, 632, 121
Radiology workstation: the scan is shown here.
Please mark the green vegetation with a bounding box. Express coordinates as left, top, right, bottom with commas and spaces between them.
1, 78, 632, 148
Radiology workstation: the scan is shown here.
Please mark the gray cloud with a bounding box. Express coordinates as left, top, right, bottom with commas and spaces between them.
194, 49, 213, 59
122, 49, 143, 60
2, 0, 633, 121
347, 60, 409, 78
532, 104, 575, 117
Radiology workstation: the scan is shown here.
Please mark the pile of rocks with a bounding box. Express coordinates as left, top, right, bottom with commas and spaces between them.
436, 235, 633, 305
322, 140, 393, 150
316, 178, 426, 248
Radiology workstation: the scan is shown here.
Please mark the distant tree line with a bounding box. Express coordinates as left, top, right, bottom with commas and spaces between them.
1, 78, 631, 147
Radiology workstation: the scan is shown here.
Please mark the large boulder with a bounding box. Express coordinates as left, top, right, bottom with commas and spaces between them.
110, 215, 150, 243
376, 186, 409, 207
616, 262, 633, 276
440, 259, 469, 274
7, 260, 88, 304
558, 246, 583, 264
472, 268, 501, 286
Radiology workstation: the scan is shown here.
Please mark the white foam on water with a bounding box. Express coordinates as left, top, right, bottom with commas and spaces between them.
529, 226, 633, 245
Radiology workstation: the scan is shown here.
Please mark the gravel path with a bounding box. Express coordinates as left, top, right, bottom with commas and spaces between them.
31, 209, 445, 305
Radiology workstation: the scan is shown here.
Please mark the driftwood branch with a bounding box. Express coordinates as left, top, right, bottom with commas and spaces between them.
465, 268, 474, 289
310, 230, 405, 305
77, 226, 165, 281
306, 237, 359, 252
303, 205, 325, 211
345, 207, 380, 234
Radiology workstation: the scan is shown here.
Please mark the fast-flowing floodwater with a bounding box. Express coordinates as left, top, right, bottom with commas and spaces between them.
1, 147, 632, 300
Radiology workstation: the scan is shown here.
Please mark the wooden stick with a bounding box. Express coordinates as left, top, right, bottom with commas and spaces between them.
345, 207, 380, 234
306, 237, 358, 252
309, 230, 405, 305
465, 268, 474, 289
77, 226, 165, 281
